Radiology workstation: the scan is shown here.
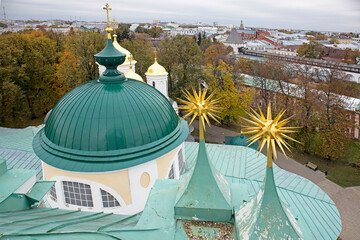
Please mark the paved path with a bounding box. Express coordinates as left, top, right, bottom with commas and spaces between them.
190, 120, 360, 240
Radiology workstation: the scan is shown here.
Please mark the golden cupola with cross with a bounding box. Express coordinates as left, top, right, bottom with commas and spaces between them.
146, 50, 169, 98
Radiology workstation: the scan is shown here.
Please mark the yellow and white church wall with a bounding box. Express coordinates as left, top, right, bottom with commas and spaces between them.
43, 143, 185, 215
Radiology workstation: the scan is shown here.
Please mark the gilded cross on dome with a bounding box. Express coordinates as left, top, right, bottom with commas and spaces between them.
112, 17, 117, 33
103, 3, 112, 39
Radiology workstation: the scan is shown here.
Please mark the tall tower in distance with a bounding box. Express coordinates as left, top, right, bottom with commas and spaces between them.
240, 20, 244, 30
1, 0, 7, 20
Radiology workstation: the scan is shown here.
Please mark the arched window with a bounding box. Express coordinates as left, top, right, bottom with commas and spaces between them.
152, 82, 156, 87
168, 163, 175, 179
63, 181, 93, 207
101, 189, 120, 207
49, 184, 57, 201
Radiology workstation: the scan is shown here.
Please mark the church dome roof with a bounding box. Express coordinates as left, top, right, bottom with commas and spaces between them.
146, 58, 168, 75
33, 38, 188, 172
113, 35, 132, 63
125, 68, 144, 82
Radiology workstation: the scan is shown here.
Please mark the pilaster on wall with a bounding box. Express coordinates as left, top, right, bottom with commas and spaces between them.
146, 74, 169, 98
355, 113, 359, 139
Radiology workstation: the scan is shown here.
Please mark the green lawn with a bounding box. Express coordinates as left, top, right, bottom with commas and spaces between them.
289, 140, 360, 188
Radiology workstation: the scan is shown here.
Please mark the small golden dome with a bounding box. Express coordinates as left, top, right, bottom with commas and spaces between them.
113, 35, 131, 63
146, 58, 168, 75
125, 68, 144, 82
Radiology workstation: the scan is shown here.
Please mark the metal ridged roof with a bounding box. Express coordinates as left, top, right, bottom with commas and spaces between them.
0, 126, 41, 152
0, 126, 42, 179
0, 126, 341, 239
0, 149, 42, 179
33, 79, 189, 172
44, 79, 178, 151
184, 142, 341, 240
225, 28, 244, 44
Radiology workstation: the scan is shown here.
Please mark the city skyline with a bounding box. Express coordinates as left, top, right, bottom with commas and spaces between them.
1, 0, 360, 32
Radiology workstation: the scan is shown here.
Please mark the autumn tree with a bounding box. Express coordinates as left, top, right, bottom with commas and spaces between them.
343, 48, 360, 63
114, 23, 132, 41
315, 34, 327, 40
204, 60, 252, 124
313, 116, 349, 160
135, 26, 163, 38
0, 30, 58, 120
297, 40, 323, 59
293, 64, 318, 152
199, 38, 213, 52
235, 57, 255, 74
121, 38, 154, 78
0, 80, 30, 126
54, 51, 81, 100
158, 35, 204, 98
63, 31, 105, 82
148, 27, 163, 38
264, 57, 294, 110
250, 60, 276, 107
311, 68, 351, 160
329, 39, 339, 44
204, 43, 233, 66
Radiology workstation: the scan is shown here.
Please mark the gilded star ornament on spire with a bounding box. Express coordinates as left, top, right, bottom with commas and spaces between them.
178, 88, 220, 140
242, 103, 301, 167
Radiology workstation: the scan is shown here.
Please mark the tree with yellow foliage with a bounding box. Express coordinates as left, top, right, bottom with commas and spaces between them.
204, 60, 253, 124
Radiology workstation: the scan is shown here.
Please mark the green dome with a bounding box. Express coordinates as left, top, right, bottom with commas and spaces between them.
230, 135, 259, 150
33, 79, 188, 172
33, 39, 188, 172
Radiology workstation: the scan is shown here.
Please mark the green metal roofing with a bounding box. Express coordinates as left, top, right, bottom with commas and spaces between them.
227, 134, 260, 150
0, 160, 36, 205
0, 126, 41, 152
184, 142, 342, 240
33, 38, 189, 172
235, 166, 303, 239
175, 140, 233, 222
0, 126, 43, 179
0, 127, 341, 239
95, 38, 126, 83
25, 181, 55, 204
0, 208, 140, 239
34, 116, 188, 172
0, 149, 42, 179
0, 178, 241, 240
42, 79, 180, 152
0, 159, 53, 214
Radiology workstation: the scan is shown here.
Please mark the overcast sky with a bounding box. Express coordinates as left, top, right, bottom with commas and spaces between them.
2, 0, 360, 32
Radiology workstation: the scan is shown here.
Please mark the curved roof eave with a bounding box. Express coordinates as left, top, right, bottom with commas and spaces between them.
33, 120, 189, 172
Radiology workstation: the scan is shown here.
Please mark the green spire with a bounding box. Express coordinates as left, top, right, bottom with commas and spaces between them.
238, 104, 303, 239
175, 88, 233, 222
95, 38, 126, 83
174, 140, 233, 222
235, 167, 303, 239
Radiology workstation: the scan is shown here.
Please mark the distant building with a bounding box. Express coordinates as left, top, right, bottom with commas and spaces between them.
224, 28, 245, 53
240, 20, 244, 30
237, 29, 257, 40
